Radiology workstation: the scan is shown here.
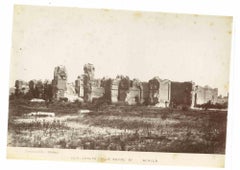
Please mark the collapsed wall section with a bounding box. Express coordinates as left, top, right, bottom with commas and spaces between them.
148, 77, 171, 107
125, 79, 143, 105
90, 79, 105, 102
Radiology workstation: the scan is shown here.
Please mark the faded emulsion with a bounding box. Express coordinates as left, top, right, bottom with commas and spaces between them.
8, 64, 228, 154
7, 5, 232, 167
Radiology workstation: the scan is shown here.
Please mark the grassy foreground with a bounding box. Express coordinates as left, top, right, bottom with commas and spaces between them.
8, 99, 227, 154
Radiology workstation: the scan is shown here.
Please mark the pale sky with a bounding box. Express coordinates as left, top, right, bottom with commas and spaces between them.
10, 5, 232, 96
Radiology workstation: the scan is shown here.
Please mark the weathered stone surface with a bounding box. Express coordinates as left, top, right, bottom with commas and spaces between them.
75, 75, 84, 98
126, 88, 140, 105
170, 81, 193, 108
194, 85, 218, 105
102, 76, 130, 103
149, 77, 171, 107
84, 79, 105, 102
148, 77, 160, 105
118, 76, 130, 102
125, 79, 143, 105
91, 86, 105, 101
52, 65, 67, 99
84, 63, 95, 80
11, 63, 223, 108
65, 83, 77, 96
101, 77, 118, 103
54, 65, 67, 80
142, 82, 149, 104
110, 78, 120, 103
83, 63, 96, 102
64, 82, 83, 102
83, 75, 91, 102
83, 64, 105, 102
101, 78, 112, 102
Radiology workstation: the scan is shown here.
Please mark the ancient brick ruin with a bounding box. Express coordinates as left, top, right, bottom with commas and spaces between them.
82, 63, 105, 102
170, 81, 195, 108
194, 85, 218, 105
75, 75, 84, 98
52, 65, 67, 99
13, 63, 224, 108
149, 77, 171, 107
103, 78, 120, 103
126, 79, 143, 105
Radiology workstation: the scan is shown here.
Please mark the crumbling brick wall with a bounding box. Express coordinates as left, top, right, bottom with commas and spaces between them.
102, 78, 120, 103
91, 86, 105, 101
149, 77, 160, 105
142, 82, 149, 104
75, 75, 84, 98
118, 76, 130, 102
88, 79, 105, 102
125, 79, 143, 105
52, 65, 67, 99
83, 63, 97, 102
84, 63, 95, 80
205, 87, 218, 104
195, 85, 218, 105
148, 77, 171, 107
159, 79, 171, 107
12, 63, 221, 107
170, 81, 193, 108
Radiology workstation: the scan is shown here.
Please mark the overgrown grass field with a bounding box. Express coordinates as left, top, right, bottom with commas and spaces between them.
8, 99, 227, 154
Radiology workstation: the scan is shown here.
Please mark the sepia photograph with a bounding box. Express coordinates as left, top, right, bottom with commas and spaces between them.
7, 4, 232, 167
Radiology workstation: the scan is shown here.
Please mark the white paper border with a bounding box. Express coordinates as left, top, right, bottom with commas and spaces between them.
0, 0, 239, 170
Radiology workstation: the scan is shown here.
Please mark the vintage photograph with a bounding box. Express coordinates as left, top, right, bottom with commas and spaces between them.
7, 4, 232, 167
